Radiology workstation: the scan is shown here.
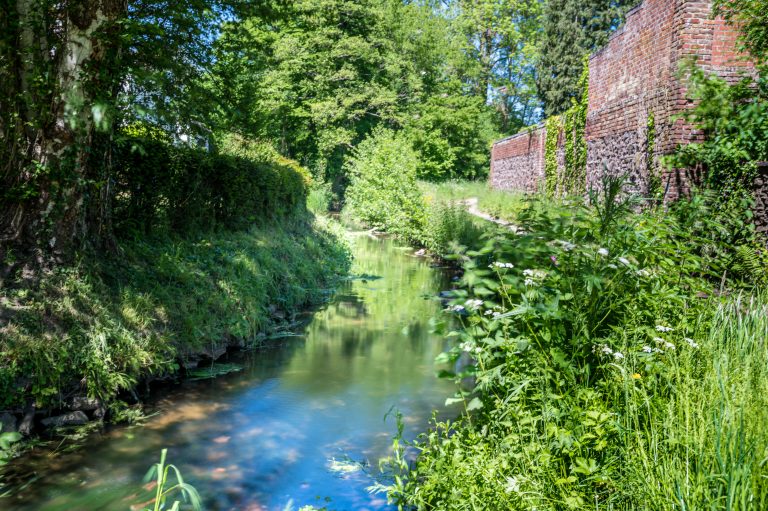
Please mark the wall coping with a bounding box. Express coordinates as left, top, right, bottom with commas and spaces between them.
492, 123, 545, 147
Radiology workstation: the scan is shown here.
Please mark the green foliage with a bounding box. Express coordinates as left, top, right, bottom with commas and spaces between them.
544, 116, 561, 197
0, 217, 350, 409
342, 129, 427, 243
407, 93, 497, 181
538, 0, 635, 116
714, 0, 768, 64
381, 177, 768, 509
422, 202, 487, 258
646, 111, 660, 197
140, 449, 201, 511
669, 65, 768, 283
113, 128, 310, 235
420, 180, 526, 223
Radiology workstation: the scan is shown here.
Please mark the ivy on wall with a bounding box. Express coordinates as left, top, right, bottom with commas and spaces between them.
646, 112, 660, 197
544, 57, 589, 197
544, 115, 561, 197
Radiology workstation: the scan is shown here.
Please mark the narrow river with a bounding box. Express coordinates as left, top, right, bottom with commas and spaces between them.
2, 233, 457, 511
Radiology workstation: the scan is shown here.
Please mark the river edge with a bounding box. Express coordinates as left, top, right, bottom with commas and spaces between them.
0, 216, 353, 458
1, 230, 462, 510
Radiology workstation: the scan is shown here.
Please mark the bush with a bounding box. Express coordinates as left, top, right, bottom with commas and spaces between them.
342, 128, 427, 243
406, 94, 497, 181
382, 177, 768, 509
112, 127, 310, 235
422, 201, 486, 257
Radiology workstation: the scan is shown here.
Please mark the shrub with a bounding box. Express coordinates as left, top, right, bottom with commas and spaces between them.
112, 127, 310, 235
422, 201, 486, 257
342, 128, 427, 243
381, 177, 767, 510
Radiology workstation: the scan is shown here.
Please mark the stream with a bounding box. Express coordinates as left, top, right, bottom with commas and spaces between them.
1, 233, 457, 511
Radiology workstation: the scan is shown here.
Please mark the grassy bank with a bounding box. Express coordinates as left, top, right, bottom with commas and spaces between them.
378, 181, 768, 510
0, 215, 350, 412
420, 180, 526, 223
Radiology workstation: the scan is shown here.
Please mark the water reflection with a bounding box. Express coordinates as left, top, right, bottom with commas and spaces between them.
2, 234, 456, 511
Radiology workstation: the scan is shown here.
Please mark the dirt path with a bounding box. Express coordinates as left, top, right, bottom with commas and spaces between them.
458, 197, 520, 232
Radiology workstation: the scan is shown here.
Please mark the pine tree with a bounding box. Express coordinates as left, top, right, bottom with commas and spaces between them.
537, 0, 636, 116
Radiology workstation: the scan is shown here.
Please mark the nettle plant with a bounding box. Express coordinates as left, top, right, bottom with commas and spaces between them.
435, 177, 713, 504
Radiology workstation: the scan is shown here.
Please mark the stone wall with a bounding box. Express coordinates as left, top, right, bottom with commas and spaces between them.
489, 0, 754, 200
490, 127, 546, 193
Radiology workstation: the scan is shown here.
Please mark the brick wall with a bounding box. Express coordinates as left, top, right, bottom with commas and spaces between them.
489, 0, 753, 200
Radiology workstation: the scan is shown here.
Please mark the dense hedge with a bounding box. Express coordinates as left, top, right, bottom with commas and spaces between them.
112, 128, 311, 235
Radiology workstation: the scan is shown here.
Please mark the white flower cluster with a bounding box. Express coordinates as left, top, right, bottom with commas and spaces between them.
618, 257, 631, 267
446, 304, 465, 313
554, 240, 577, 252
684, 337, 700, 349
523, 269, 547, 287
465, 299, 484, 310
594, 343, 625, 361
490, 261, 515, 270
655, 325, 673, 333
460, 341, 483, 355
653, 337, 676, 351
597, 247, 609, 257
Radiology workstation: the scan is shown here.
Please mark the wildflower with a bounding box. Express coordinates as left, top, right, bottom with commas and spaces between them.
597, 248, 609, 257
505, 476, 521, 494
642, 346, 653, 353
684, 337, 700, 349
474, 347, 483, 354
524, 278, 536, 287
484, 310, 494, 316
492, 311, 502, 319
447, 304, 465, 313
460, 341, 474, 352
550, 255, 558, 266
594, 344, 613, 356
490, 262, 514, 270
618, 257, 631, 267
653, 337, 676, 351
613, 351, 625, 361
632, 373, 642, 379
636, 269, 650, 277
607, 263, 618, 269
465, 299, 483, 310
655, 325, 673, 333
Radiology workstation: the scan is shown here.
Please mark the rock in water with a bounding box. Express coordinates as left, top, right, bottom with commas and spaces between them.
41, 411, 89, 428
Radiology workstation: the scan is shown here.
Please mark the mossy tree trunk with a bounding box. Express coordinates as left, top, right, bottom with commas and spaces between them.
0, 0, 126, 275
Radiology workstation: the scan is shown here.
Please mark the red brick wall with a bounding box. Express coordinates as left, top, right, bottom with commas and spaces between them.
490, 127, 547, 193
490, 0, 753, 199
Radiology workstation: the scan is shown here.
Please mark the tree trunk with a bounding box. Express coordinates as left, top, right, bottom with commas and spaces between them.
0, 0, 126, 278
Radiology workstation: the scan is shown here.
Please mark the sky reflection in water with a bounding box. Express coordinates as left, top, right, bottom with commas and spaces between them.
2, 234, 457, 511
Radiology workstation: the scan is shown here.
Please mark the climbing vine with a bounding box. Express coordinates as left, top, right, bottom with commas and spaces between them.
646, 112, 660, 197
544, 115, 561, 197
543, 57, 589, 198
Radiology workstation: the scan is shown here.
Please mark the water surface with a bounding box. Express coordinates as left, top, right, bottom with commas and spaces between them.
2, 233, 456, 511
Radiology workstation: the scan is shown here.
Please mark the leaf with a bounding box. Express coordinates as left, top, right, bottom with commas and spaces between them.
466, 397, 484, 411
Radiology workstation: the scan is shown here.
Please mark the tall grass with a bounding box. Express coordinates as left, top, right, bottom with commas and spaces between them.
0, 216, 350, 410
383, 182, 768, 510
419, 179, 526, 222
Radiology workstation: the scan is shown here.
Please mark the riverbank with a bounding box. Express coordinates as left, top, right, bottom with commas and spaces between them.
378, 181, 768, 509
0, 215, 350, 437
1, 232, 455, 511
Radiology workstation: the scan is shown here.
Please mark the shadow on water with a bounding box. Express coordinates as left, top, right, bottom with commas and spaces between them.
1, 233, 459, 511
